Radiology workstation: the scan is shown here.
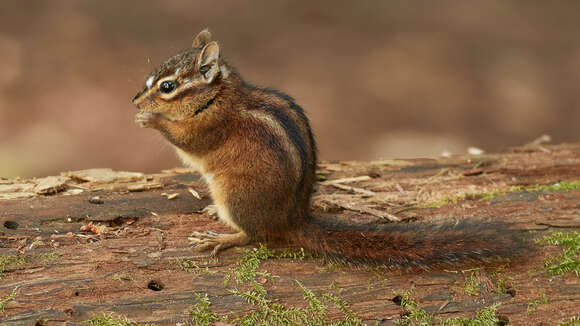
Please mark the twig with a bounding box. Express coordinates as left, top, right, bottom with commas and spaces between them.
321, 175, 375, 196
327, 183, 375, 196
321, 175, 371, 184
320, 197, 400, 222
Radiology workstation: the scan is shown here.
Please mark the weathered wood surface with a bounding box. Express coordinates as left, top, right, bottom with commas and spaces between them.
0, 143, 579, 325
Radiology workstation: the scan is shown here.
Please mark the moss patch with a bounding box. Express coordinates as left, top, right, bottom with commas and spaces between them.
0, 255, 25, 279
558, 315, 580, 326
0, 287, 18, 314
190, 244, 364, 326
536, 231, 580, 278
420, 180, 580, 208
527, 292, 548, 315
83, 313, 158, 326
0, 251, 62, 279
172, 257, 218, 276
189, 293, 223, 326
463, 271, 481, 297
394, 287, 503, 326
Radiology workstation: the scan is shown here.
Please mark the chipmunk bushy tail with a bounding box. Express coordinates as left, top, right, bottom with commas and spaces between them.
292, 218, 531, 270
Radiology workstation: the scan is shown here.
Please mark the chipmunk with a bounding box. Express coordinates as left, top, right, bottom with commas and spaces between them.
132, 29, 530, 270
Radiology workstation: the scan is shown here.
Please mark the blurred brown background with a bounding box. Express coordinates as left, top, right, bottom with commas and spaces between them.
1, 1, 579, 178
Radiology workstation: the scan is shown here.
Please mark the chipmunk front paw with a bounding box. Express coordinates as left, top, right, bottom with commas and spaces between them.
135, 111, 163, 128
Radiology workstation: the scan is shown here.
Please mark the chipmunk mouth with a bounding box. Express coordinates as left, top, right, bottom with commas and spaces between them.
194, 97, 216, 116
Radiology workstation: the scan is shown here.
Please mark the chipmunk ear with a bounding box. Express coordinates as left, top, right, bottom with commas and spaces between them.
192, 29, 212, 48
197, 41, 220, 83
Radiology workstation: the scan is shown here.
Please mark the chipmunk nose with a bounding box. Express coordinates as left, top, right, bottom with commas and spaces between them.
132, 88, 147, 106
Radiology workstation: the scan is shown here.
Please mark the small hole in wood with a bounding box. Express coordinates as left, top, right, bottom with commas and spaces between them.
392, 295, 402, 305
506, 287, 516, 297
148, 280, 164, 291
497, 315, 509, 325
74, 291, 79, 296
3, 221, 19, 230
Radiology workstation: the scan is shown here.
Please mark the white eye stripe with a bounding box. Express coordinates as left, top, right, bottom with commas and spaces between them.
145, 75, 155, 89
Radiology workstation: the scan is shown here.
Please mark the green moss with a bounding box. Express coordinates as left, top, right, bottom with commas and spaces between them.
111, 273, 132, 281
0, 255, 25, 279
172, 257, 217, 276
0, 252, 61, 279
440, 303, 502, 326
419, 180, 580, 208
316, 174, 328, 181
527, 292, 548, 315
394, 288, 502, 326
558, 315, 580, 326
367, 267, 389, 290
38, 252, 61, 265
83, 312, 157, 326
526, 180, 580, 192
393, 287, 433, 325
463, 272, 481, 297
189, 293, 223, 326
493, 274, 514, 295
420, 194, 466, 209
188, 244, 364, 325
320, 291, 363, 325
536, 231, 580, 277
223, 245, 320, 286
479, 181, 580, 201
225, 281, 364, 326
224, 244, 277, 286
478, 189, 504, 201
0, 287, 18, 314
277, 247, 320, 260
322, 260, 347, 274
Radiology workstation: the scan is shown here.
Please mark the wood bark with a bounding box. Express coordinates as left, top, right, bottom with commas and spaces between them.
0, 144, 579, 325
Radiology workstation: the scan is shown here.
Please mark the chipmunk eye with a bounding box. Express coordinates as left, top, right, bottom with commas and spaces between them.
199, 65, 210, 75
159, 80, 177, 94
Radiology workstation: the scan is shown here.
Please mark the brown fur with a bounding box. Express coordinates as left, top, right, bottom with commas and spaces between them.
292, 218, 531, 270
133, 29, 532, 269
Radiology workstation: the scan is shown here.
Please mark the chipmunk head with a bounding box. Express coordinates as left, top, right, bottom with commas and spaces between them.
132, 29, 230, 120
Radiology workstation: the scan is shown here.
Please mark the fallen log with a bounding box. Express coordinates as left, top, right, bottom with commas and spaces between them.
0, 143, 579, 325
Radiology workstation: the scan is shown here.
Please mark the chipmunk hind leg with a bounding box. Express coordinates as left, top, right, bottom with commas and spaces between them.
189, 231, 250, 256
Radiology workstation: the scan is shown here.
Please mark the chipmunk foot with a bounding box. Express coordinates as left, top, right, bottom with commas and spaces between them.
188, 231, 250, 256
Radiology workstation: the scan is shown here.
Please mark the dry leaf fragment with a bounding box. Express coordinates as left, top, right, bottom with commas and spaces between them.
34, 176, 69, 195
80, 222, 107, 234
127, 182, 163, 192
161, 192, 179, 200
188, 187, 201, 199
88, 196, 104, 204
467, 147, 484, 155
64, 168, 144, 183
